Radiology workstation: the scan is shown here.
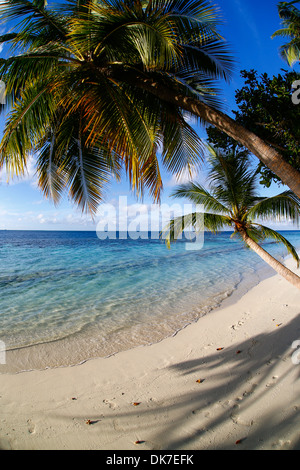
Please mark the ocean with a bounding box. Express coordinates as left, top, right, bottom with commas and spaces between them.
1, 229, 300, 373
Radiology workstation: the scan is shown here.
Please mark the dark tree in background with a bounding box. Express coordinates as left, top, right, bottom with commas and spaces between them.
206, 69, 300, 188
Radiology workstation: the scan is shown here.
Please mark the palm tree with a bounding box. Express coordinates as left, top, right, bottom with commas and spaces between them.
2, 0, 226, 213
272, 1, 300, 66
163, 147, 300, 289
0, 0, 300, 213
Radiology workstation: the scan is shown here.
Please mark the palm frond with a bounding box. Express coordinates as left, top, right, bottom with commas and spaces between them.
140, 142, 163, 201
0, 0, 67, 40
0, 53, 64, 100
69, 0, 182, 69
178, 39, 235, 83
162, 211, 231, 248
253, 224, 300, 267
162, 212, 202, 249
162, 0, 223, 43
272, 0, 300, 65
271, 28, 294, 39
171, 181, 230, 214
203, 212, 232, 232
40, 114, 120, 214
206, 145, 257, 215
161, 107, 205, 176
0, 80, 56, 176
36, 125, 68, 205
280, 41, 300, 65
247, 190, 300, 224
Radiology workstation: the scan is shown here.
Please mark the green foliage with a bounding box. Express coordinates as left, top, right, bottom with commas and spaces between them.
206, 69, 300, 188
206, 125, 247, 156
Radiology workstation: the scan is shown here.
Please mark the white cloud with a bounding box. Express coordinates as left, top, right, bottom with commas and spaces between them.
0, 156, 37, 186
166, 166, 206, 188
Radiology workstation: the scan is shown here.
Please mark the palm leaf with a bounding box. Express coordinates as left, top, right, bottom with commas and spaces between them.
253, 224, 300, 267
52, 116, 118, 214
36, 124, 68, 204
272, 1, 300, 65
0, 0, 67, 40
162, 211, 232, 248
0, 80, 56, 175
161, 106, 205, 176
171, 181, 230, 214
247, 190, 300, 224
178, 39, 234, 83
0, 53, 62, 100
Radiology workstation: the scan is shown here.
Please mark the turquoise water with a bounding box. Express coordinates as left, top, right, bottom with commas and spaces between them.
1, 230, 300, 371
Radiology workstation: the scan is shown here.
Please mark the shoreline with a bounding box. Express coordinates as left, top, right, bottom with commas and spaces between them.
1, 253, 274, 375
0, 257, 299, 450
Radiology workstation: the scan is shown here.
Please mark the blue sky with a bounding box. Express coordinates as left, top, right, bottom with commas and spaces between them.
0, 0, 299, 231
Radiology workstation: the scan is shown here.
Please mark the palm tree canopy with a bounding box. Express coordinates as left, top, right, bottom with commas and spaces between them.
0, 0, 234, 214
163, 146, 300, 266
272, 1, 300, 66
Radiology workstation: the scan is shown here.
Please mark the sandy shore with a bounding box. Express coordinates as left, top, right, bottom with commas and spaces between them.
0, 258, 299, 450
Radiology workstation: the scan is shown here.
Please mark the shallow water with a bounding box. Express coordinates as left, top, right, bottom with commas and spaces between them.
1, 229, 299, 372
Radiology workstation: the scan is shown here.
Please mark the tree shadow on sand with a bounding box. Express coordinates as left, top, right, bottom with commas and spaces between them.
155, 314, 300, 450
51, 315, 300, 450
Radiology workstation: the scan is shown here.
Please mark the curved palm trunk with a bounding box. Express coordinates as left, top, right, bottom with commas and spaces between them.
242, 232, 300, 289
113, 69, 300, 198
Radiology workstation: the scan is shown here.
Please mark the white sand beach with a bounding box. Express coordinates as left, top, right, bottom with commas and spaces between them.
0, 258, 299, 451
